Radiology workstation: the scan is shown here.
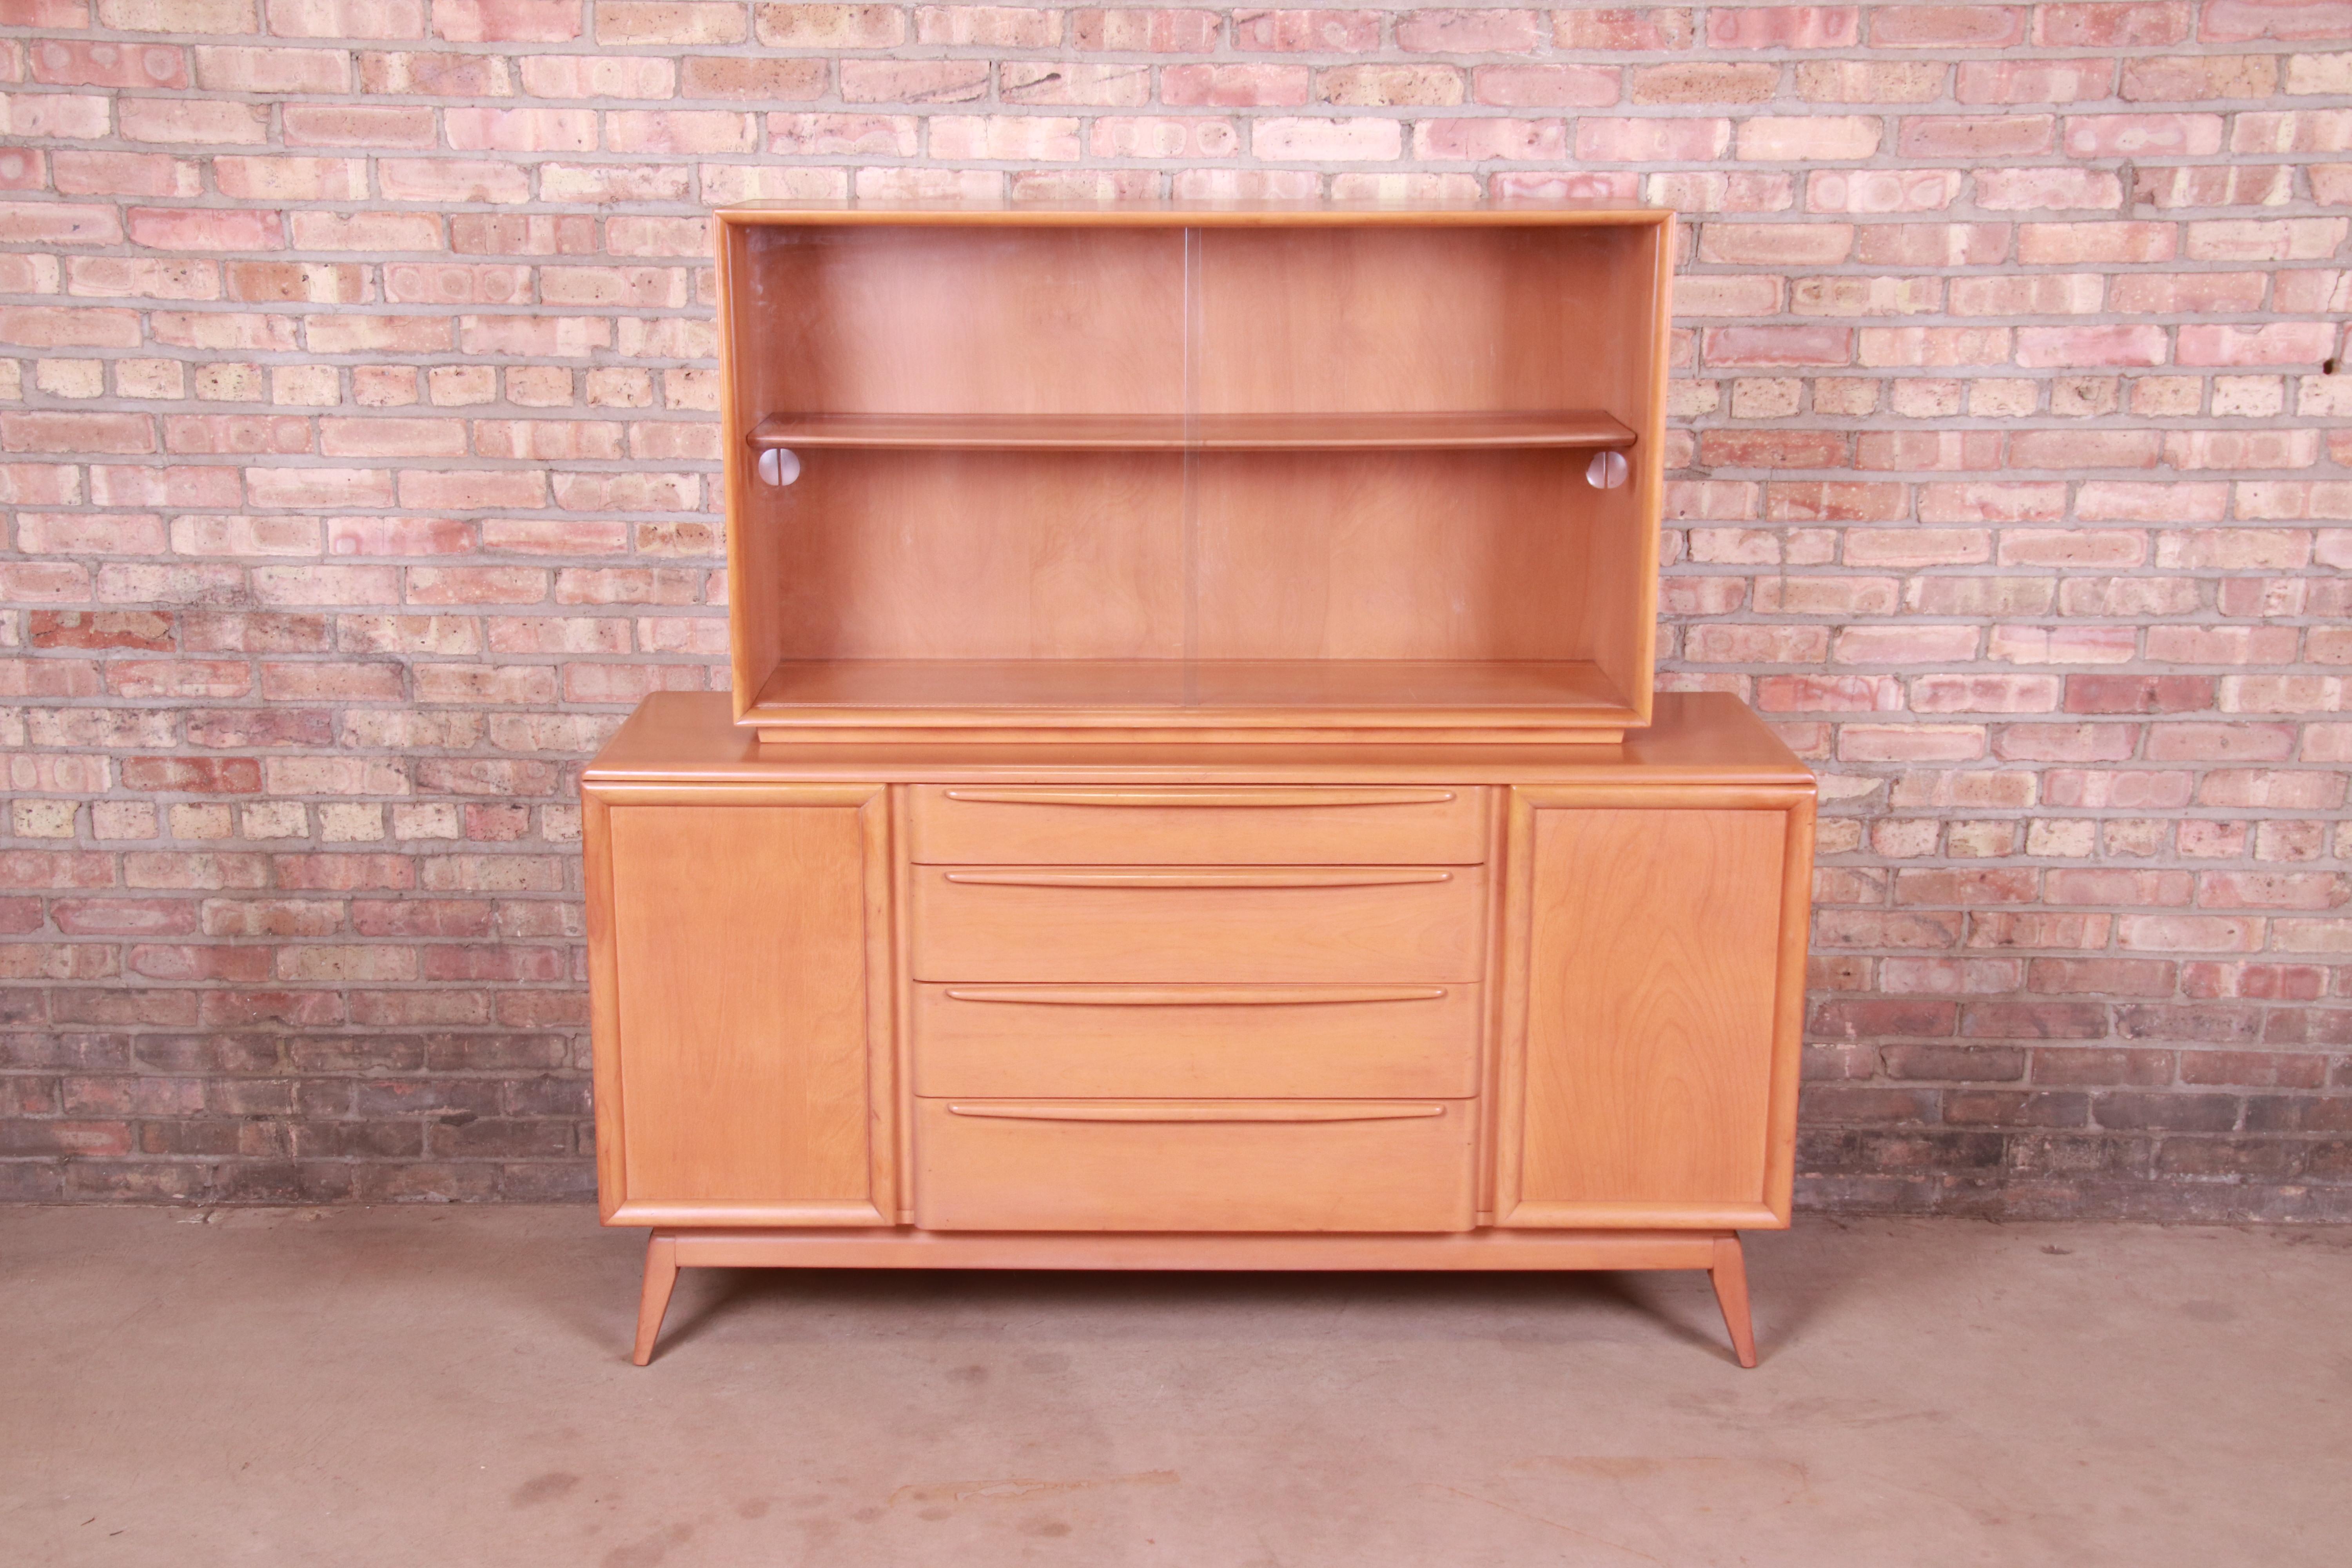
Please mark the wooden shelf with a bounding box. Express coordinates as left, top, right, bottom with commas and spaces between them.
744, 659, 1639, 742
747, 410, 1638, 454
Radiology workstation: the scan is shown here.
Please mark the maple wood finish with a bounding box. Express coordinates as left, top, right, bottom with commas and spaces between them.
718, 202, 1672, 744
590, 201, 1813, 1370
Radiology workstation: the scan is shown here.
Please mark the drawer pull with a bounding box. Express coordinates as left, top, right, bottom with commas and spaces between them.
939, 869, 1453, 890
941, 985, 1450, 1007
944, 1102, 1447, 1124
940, 788, 1456, 809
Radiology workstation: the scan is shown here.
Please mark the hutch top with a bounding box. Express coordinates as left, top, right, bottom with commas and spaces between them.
713, 200, 1675, 746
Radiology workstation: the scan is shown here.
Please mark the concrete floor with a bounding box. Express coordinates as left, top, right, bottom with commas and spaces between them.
1, 1210, 2346, 1568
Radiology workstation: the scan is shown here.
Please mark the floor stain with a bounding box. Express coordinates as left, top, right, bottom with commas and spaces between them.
600, 1523, 691, 1568
1418, 1481, 1667, 1564
891, 1470, 1180, 1508
511, 1472, 580, 1507
1512, 1454, 1815, 1506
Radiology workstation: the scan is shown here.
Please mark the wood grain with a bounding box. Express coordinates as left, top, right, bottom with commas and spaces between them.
911, 981, 1481, 1099
714, 206, 1670, 739
1196, 225, 1631, 415
748, 409, 1637, 451
906, 782, 1487, 865
743, 658, 1639, 739
1710, 1234, 1759, 1369
656, 1225, 1730, 1272
737, 222, 1185, 418
1191, 452, 1603, 662
589, 691, 1815, 788
763, 451, 1188, 661
1504, 805, 1787, 1220
604, 793, 889, 1221
911, 1096, 1476, 1231
910, 862, 1487, 984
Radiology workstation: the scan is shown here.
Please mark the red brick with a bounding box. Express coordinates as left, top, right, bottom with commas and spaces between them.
1554, 7, 1693, 48
2200, 0, 2352, 41
1233, 9, 1383, 51
1073, 7, 1220, 49
1472, 64, 1617, 106
1709, 5, 1858, 46
32, 39, 187, 87
2064, 112, 2226, 157
2119, 54, 2277, 100
1955, 58, 2116, 103
1899, 114, 2054, 158
1394, 8, 1542, 52
283, 104, 437, 148
1163, 63, 1311, 105
2035, 2, 2192, 44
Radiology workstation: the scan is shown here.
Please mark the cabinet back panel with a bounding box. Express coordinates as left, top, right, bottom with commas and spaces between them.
1519, 808, 1784, 1208
608, 804, 873, 1206
739, 225, 1185, 418
1194, 226, 1649, 416
766, 450, 1188, 660
1193, 450, 1599, 661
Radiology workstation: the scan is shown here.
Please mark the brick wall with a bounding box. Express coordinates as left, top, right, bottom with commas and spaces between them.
1, 1, 2348, 1215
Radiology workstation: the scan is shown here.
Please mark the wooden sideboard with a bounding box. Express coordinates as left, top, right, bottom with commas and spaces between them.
584, 201, 1815, 1366
586, 693, 1813, 1365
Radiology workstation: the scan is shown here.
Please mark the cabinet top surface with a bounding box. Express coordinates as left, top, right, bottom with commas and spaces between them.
584, 692, 1814, 789
715, 198, 1674, 227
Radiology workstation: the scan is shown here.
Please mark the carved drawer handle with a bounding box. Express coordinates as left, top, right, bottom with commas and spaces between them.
940, 789, 1457, 808
940, 986, 1450, 1007
944, 1103, 1447, 1124
939, 870, 1452, 890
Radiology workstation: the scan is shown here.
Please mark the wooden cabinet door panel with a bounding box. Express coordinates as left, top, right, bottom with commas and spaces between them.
591, 788, 891, 1224
1501, 798, 1800, 1228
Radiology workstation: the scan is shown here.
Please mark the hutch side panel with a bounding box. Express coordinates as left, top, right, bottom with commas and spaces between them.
1499, 797, 1800, 1228
591, 788, 893, 1225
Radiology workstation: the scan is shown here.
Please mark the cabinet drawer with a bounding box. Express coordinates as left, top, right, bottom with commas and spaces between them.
911, 982, 1481, 1099
912, 1098, 1476, 1231
906, 784, 1486, 866
908, 866, 1487, 984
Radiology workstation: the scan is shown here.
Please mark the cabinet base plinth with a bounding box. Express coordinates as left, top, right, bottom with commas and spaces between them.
626, 1227, 1759, 1368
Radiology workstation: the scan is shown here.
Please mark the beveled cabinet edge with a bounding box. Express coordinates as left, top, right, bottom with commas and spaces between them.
1476, 784, 1508, 1225
1628, 217, 1674, 732
1492, 782, 1815, 1232
718, 216, 755, 726
889, 784, 917, 1223
713, 202, 1677, 229
1764, 791, 1818, 1226
583, 788, 624, 1222
582, 779, 900, 1228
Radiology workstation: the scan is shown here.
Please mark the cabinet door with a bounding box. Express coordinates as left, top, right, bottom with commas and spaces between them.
1497, 791, 1809, 1229
587, 785, 893, 1225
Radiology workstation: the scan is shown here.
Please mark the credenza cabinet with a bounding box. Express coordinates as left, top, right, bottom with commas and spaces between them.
587, 199, 1813, 1366
586, 692, 1814, 1365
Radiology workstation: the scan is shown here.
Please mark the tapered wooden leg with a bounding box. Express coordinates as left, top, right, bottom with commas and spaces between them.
632, 1232, 680, 1367
1708, 1234, 1758, 1368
